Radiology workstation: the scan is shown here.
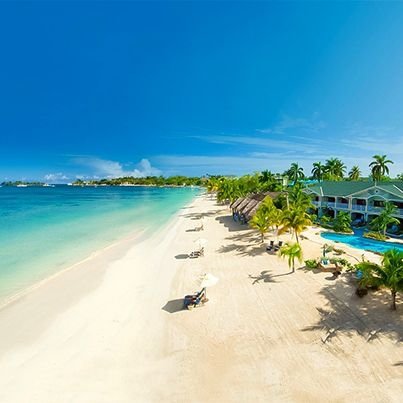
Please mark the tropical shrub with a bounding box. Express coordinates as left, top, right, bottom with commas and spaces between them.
333, 211, 352, 233
305, 259, 319, 269
363, 231, 387, 241
329, 258, 354, 271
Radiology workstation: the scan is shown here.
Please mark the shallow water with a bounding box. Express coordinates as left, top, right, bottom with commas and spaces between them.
0, 186, 199, 302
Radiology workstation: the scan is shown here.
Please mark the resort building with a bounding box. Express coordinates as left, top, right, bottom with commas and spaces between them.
304, 181, 403, 227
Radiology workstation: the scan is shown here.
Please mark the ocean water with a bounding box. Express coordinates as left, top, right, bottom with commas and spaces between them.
0, 185, 199, 303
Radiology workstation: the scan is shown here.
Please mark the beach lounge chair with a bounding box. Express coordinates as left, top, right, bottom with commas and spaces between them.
195, 223, 204, 231
189, 247, 204, 258
274, 241, 283, 252
266, 240, 274, 252
184, 288, 207, 310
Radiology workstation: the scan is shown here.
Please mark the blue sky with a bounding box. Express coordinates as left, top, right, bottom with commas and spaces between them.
1, 2, 403, 181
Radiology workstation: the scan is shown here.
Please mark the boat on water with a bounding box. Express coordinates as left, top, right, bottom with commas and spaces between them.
16, 184, 28, 187
43, 184, 55, 187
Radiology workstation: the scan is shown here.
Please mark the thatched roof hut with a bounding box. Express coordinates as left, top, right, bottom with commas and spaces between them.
232, 191, 282, 221
230, 197, 244, 210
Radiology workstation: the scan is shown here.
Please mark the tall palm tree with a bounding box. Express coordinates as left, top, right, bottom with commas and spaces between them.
286, 163, 304, 184
311, 162, 325, 182
369, 155, 394, 182
278, 208, 312, 243
278, 242, 303, 273
369, 202, 400, 236
356, 249, 403, 310
249, 208, 271, 243
348, 165, 361, 181
324, 158, 346, 180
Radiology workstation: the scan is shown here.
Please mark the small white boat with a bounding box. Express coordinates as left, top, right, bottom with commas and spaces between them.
43, 184, 55, 187
16, 184, 28, 187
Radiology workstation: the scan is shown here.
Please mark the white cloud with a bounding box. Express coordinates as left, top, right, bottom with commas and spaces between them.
44, 172, 69, 182
72, 157, 161, 178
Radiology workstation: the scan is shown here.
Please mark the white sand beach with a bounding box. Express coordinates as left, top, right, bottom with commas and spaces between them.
0, 194, 402, 402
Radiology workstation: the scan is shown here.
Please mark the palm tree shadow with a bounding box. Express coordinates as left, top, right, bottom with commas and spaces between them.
393, 361, 403, 366
249, 270, 283, 284
301, 278, 403, 341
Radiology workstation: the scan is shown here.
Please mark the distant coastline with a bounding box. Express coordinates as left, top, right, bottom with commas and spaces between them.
1, 175, 205, 188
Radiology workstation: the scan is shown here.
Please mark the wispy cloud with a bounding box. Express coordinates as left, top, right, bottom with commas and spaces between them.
71, 157, 161, 178
257, 113, 326, 135
339, 123, 403, 155
188, 114, 327, 155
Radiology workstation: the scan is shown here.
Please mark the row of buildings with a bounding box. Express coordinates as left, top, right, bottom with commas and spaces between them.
230, 181, 403, 231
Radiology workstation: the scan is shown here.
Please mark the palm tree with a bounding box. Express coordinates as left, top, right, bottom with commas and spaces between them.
311, 162, 325, 182
259, 170, 274, 184
259, 196, 282, 232
288, 185, 314, 211
356, 249, 403, 310
278, 242, 303, 273
278, 208, 312, 243
324, 158, 346, 180
286, 163, 304, 184
369, 202, 400, 236
249, 208, 271, 243
369, 155, 394, 182
348, 165, 361, 181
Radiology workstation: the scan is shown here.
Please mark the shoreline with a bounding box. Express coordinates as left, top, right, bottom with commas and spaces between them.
0, 192, 200, 311
0, 193, 401, 402
0, 229, 146, 312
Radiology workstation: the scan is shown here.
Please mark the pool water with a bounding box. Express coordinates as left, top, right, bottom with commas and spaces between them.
321, 228, 403, 254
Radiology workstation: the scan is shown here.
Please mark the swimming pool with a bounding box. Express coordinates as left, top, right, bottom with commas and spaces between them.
321, 228, 403, 254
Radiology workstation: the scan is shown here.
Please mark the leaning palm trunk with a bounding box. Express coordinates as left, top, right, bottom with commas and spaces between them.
391, 290, 397, 310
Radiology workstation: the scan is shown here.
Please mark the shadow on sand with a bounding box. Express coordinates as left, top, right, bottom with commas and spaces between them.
181, 210, 223, 220
162, 299, 185, 314
175, 254, 189, 260
217, 232, 269, 257
248, 269, 294, 284
215, 215, 250, 232
301, 275, 403, 343
185, 228, 203, 233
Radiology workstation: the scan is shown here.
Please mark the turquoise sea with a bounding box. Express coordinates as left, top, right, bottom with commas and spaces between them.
0, 186, 199, 303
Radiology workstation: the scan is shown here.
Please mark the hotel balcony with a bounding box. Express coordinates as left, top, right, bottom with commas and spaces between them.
335, 202, 349, 210
351, 204, 366, 212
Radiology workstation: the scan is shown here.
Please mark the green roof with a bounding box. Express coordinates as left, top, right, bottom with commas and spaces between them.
305, 181, 403, 199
